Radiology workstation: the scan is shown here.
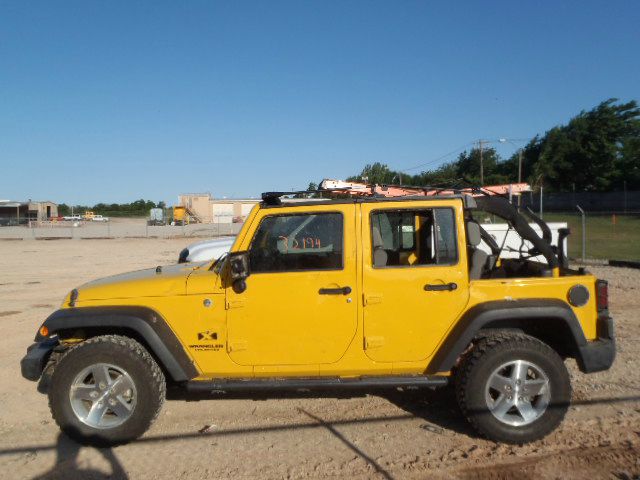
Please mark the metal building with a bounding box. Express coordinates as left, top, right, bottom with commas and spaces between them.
0, 200, 58, 225
177, 193, 259, 224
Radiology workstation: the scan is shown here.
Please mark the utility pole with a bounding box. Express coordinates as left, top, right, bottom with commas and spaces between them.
517, 149, 523, 184
538, 175, 544, 219
515, 148, 523, 206
478, 139, 486, 186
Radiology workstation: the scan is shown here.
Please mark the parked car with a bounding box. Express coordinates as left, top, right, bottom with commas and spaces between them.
178, 236, 235, 263
91, 215, 109, 222
62, 215, 83, 221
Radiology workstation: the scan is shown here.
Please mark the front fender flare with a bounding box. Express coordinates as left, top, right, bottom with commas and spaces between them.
37, 306, 198, 382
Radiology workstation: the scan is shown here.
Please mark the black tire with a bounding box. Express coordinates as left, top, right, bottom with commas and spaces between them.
49, 335, 166, 446
455, 332, 570, 444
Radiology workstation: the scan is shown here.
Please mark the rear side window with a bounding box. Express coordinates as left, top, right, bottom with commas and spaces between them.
433, 208, 457, 264
249, 212, 343, 273
370, 208, 457, 267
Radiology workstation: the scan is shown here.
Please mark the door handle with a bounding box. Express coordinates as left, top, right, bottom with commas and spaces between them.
319, 286, 352, 295
424, 283, 457, 292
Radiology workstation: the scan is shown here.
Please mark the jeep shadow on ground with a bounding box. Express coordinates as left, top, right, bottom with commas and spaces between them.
31, 432, 128, 480
166, 383, 477, 438
378, 385, 477, 437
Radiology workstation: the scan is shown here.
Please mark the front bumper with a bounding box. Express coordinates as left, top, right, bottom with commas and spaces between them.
577, 316, 616, 373
21, 340, 57, 381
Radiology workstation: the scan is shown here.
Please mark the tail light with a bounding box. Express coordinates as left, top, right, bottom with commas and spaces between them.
596, 280, 608, 312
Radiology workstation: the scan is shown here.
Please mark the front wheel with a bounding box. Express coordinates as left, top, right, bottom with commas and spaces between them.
456, 332, 571, 444
49, 335, 166, 446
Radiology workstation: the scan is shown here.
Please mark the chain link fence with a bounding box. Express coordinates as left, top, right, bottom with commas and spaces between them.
2, 200, 638, 261
539, 211, 639, 262
514, 190, 639, 261
0, 218, 243, 240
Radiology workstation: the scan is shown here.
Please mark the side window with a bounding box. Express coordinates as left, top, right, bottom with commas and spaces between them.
433, 208, 457, 264
370, 208, 457, 267
249, 212, 343, 273
371, 210, 415, 252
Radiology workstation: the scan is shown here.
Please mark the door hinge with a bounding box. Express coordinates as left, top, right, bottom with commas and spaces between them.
228, 341, 247, 352
364, 336, 385, 349
363, 294, 383, 306
226, 299, 245, 310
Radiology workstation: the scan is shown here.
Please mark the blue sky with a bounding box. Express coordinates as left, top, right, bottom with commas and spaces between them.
1, 1, 639, 204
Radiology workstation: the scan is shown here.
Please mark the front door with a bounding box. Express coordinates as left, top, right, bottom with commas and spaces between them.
361, 201, 470, 363
226, 204, 358, 368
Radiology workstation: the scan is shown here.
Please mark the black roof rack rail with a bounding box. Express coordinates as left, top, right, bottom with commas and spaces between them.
260, 178, 507, 206
261, 190, 329, 206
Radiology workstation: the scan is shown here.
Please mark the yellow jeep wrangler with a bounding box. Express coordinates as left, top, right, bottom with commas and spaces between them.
21, 190, 615, 446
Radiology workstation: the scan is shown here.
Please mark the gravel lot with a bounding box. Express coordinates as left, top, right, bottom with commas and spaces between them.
0, 239, 638, 479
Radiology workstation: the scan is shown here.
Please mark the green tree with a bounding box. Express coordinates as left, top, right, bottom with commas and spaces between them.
530, 98, 640, 191
321, 98, 640, 193
452, 147, 509, 185
347, 162, 396, 184
496, 136, 543, 186
617, 136, 640, 189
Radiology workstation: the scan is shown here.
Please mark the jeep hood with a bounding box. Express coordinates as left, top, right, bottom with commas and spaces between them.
71, 263, 208, 302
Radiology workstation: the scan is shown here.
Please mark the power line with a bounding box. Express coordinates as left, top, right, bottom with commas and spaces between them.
400, 142, 475, 172
492, 137, 530, 144
397, 137, 530, 175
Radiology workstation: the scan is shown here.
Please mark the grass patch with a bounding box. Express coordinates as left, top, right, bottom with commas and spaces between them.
543, 213, 640, 261
476, 210, 640, 261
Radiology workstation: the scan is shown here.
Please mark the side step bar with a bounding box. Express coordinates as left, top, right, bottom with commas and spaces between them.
186, 375, 449, 393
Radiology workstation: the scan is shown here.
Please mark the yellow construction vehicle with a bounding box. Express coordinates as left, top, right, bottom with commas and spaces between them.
172, 206, 187, 225
172, 205, 202, 225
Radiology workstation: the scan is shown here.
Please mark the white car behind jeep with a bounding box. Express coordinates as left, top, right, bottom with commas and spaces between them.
178, 236, 235, 263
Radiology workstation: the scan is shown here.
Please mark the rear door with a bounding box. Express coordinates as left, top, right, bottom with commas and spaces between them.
226, 204, 358, 367
361, 200, 470, 363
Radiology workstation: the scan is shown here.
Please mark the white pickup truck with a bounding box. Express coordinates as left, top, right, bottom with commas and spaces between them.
482, 222, 568, 261
177, 223, 568, 264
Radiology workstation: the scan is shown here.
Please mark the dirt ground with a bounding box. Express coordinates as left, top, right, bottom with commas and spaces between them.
0, 238, 638, 479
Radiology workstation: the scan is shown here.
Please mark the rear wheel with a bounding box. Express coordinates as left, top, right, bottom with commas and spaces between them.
49, 335, 165, 446
456, 332, 570, 444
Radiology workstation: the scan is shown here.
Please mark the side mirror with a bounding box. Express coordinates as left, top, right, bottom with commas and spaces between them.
228, 251, 250, 293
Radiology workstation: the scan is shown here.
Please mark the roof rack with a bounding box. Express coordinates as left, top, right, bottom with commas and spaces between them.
261, 179, 531, 205
261, 190, 328, 206
318, 179, 531, 198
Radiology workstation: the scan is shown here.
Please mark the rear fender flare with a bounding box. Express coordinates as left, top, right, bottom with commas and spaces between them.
427, 299, 587, 373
